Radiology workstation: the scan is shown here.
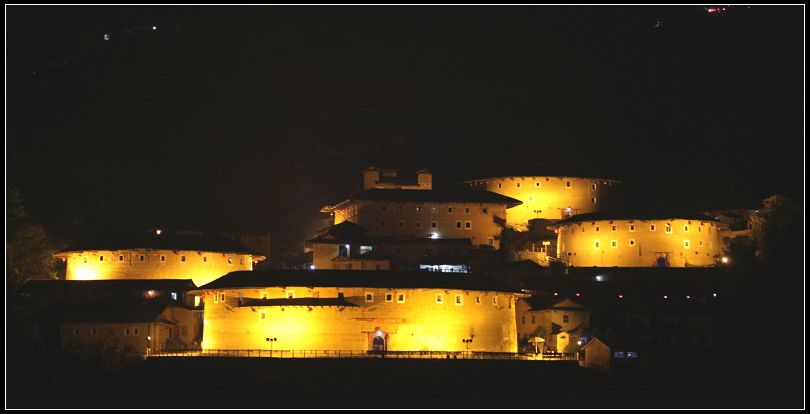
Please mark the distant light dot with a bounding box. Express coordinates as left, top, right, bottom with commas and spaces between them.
152, 26, 157, 31
103, 34, 110, 41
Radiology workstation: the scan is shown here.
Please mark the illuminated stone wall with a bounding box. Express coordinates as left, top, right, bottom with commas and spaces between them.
555, 219, 723, 267
332, 200, 508, 248
463, 176, 619, 229
60, 249, 255, 287
200, 286, 520, 353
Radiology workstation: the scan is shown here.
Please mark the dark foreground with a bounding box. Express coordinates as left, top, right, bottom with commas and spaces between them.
6, 352, 804, 408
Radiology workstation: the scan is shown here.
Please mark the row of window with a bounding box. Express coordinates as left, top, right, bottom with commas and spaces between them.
591, 239, 704, 249
233, 290, 503, 307
520, 314, 572, 324
380, 206, 489, 215
571, 223, 709, 234
382, 220, 474, 230
72, 327, 141, 336
82, 255, 240, 264
496, 181, 596, 190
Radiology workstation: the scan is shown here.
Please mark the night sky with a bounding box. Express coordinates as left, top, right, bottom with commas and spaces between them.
7, 6, 804, 249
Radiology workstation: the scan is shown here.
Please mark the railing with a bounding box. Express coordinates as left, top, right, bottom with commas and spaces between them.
148, 349, 579, 361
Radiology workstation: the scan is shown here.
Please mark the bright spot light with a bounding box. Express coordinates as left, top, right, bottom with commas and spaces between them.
309, 264, 315, 270
721, 256, 730, 264
103, 33, 110, 41
431, 233, 438, 239
376, 330, 383, 337
663, 295, 669, 299
577, 340, 582, 346
575, 292, 581, 297
553, 292, 558, 296
618, 294, 623, 299
147, 336, 151, 341
713, 293, 718, 298
156, 229, 162, 235
686, 295, 691, 299
152, 26, 157, 31
595, 275, 602, 282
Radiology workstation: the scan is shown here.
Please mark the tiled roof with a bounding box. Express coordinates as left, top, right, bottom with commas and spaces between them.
55, 233, 263, 257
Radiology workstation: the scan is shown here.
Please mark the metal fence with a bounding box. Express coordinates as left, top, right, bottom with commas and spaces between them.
148, 349, 579, 361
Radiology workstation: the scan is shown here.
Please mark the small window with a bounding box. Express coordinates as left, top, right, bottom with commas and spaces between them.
684, 225, 689, 232
595, 226, 600, 232
398, 221, 405, 228
447, 207, 454, 214
684, 240, 690, 249
665, 224, 672, 234
397, 293, 405, 303
385, 293, 393, 302
465, 207, 470, 214
214, 293, 219, 303
531, 315, 536, 324
563, 315, 570, 323
476, 296, 481, 304
83, 256, 88, 264
160, 255, 166, 262
133, 328, 140, 336
592, 197, 597, 204
397, 206, 403, 213
380, 205, 386, 211
535, 182, 540, 187
699, 240, 703, 246
365, 292, 374, 302
180, 256, 186, 262
415, 206, 422, 213
492, 296, 498, 305
91, 328, 97, 336
415, 222, 421, 228
611, 240, 618, 248
592, 184, 597, 190
203, 256, 208, 262
566, 181, 572, 188
220, 293, 226, 302
611, 225, 617, 231
455, 295, 463, 305
381, 220, 387, 228
260, 311, 266, 320
139, 255, 145, 262
431, 221, 437, 228
456, 221, 462, 229
431, 205, 438, 213
118, 255, 125, 261
594, 240, 601, 249
99, 255, 104, 262
464, 221, 472, 229
482, 207, 488, 214
73, 328, 80, 335
435, 294, 444, 304
488, 238, 494, 246
286, 290, 295, 299
124, 328, 131, 336
227, 257, 233, 264
629, 225, 636, 232
650, 224, 656, 231
171, 292, 178, 300
498, 183, 502, 189
629, 239, 636, 246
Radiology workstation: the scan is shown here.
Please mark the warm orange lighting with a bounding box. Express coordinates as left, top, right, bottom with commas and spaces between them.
156, 229, 162, 235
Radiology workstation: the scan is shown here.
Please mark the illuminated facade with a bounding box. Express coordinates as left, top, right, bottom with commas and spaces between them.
197, 270, 524, 353
462, 176, 620, 230
56, 232, 265, 287
552, 213, 725, 268
516, 297, 590, 353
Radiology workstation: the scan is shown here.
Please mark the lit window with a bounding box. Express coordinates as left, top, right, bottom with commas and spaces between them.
629, 239, 636, 246
431, 205, 438, 213
464, 221, 472, 229
416, 206, 422, 213
171, 292, 178, 300
435, 294, 444, 304
286, 290, 295, 299
456, 221, 462, 229
397, 293, 405, 303
455, 295, 463, 305
385, 293, 393, 302
611, 240, 618, 248
365, 292, 374, 302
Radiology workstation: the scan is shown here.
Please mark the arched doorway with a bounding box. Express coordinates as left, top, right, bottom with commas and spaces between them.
370, 327, 387, 352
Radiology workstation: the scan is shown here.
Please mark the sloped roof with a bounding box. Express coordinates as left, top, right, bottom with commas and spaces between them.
550, 211, 721, 227
524, 296, 590, 312
196, 269, 523, 293
55, 233, 263, 257
322, 188, 521, 212
18, 279, 197, 295
58, 300, 178, 324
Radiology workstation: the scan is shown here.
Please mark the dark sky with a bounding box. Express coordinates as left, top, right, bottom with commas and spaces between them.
6, 6, 805, 248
